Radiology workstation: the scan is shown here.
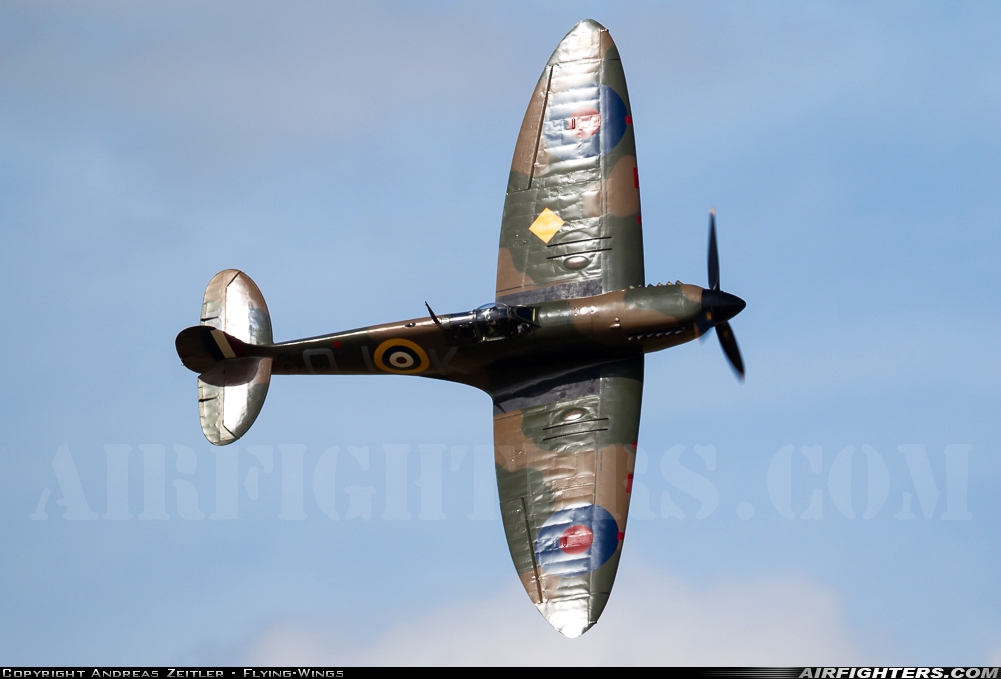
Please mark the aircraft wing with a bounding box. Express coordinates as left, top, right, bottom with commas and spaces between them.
491, 356, 643, 637
496, 20, 644, 305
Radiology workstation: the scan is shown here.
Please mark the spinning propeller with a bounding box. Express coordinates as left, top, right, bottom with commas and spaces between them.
699, 208, 746, 380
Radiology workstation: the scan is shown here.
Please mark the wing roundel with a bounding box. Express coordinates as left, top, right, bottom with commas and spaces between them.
491, 357, 643, 637
496, 20, 644, 305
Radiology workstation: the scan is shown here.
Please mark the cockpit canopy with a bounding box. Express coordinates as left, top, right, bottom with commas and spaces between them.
445, 303, 537, 344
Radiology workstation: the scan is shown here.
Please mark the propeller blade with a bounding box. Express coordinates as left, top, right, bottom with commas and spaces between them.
715, 320, 744, 380
707, 207, 720, 291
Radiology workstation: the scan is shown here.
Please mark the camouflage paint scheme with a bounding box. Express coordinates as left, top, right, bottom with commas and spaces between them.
175, 20, 745, 638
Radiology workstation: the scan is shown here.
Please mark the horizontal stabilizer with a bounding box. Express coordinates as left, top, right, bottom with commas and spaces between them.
177, 269, 274, 446
198, 356, 272, 446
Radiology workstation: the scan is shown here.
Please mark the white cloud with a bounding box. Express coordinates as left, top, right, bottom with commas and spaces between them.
238, 564, 862, 666
989, 646, 1001, 666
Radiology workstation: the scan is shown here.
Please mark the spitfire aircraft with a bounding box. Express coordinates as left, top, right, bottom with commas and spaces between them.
175, 19, 745, 638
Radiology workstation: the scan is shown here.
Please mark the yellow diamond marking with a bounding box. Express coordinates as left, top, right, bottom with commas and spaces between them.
528, 207, 564, 244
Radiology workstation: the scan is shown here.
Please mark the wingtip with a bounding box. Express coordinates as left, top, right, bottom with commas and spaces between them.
535, 591, 609, 638
549, 19, 615, 65
537, 599, 594, 638
574, 18, 608, 32
558, 621, 594, 639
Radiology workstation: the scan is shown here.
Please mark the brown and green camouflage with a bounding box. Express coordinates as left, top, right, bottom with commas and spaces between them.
175, 19, 745, 638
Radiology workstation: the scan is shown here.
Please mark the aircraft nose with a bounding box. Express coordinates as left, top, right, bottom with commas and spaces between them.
701, 289, 746, 323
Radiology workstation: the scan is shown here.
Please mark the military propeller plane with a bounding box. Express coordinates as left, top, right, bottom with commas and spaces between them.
175, 19, 745, 638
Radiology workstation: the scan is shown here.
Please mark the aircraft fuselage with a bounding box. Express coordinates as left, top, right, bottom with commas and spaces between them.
244, 282, 741, 395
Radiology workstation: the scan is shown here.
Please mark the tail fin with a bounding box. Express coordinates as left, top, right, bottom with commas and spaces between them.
176, 269, 273, 446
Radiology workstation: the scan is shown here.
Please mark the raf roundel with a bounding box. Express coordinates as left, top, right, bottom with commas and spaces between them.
533, 504, 621, 578
374, 338, 430, 374
543, 84, 628, 162
173, 20, 750, 639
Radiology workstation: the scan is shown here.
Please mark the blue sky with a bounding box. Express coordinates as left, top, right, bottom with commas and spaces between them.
1, 1, 1000, 666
